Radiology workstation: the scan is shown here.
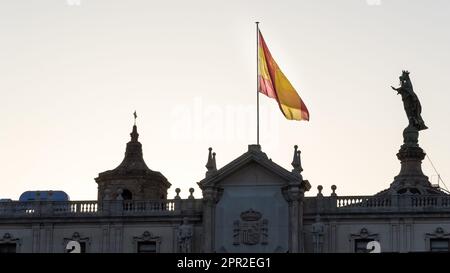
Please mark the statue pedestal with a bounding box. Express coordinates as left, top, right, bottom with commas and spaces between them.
402, 125, 419, 147
390, 145, 430, 194
388, 126, 440, 195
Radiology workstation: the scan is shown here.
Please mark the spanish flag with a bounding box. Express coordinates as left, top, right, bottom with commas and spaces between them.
258, 30, 309, 121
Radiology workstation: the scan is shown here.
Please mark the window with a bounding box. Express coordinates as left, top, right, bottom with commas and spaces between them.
0, 243, 16, 253
122, 189, 132, 200
426, 227, 450, 252
79, 242, 86, 253
137, 242, 157, 253
350, 228, 379, 253
430, 239, 449, 252
354, 239, 372, 253
133, 231, 160, 253
0, 233, 21, 252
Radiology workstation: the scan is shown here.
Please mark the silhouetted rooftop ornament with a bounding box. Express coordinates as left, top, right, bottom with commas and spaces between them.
317, 185, 323, 197
96, 115, 167, 182
130, 124, 139, 143
374, 71, 445, 196
174, 188, 181, 200
130, 111, 139, 142
205, 147, 217, 176
94, 113, 171, 201
331, 185, 337, 196
109, 123, 149, 175
291, 145, 303, 173
391, 70, 428, 132
188, 188, 195, 199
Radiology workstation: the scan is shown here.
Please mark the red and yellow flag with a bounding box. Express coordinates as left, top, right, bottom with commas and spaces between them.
258, 30, 309, 121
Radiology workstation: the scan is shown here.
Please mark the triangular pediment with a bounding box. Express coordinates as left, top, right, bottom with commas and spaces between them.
198, 145, 302, 188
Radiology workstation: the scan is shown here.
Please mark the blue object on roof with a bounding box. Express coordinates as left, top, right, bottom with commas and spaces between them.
19, 191, 70, 201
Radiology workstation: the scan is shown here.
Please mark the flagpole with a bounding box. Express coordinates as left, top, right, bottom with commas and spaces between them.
256, 21, 260, 146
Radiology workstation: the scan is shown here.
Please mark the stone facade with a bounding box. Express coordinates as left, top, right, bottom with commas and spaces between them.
0, 124, 449, 253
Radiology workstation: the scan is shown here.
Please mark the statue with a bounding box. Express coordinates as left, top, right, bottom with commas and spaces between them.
391, 70, 428, 131
311, 215, 324, 253
385, 71, 441, 195
115, 189, 124, 200
177, 217, 193, 253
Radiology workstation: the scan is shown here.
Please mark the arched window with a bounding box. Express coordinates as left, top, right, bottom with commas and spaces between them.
122, 189, 133, 200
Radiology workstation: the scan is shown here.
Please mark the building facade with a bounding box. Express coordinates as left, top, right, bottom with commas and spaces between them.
0, 122, 449, 253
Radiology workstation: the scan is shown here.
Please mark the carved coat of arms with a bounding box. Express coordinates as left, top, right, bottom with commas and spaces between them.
233, 209, 268, 245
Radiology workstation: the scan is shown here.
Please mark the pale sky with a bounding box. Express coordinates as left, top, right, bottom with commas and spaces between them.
1, 0, 449, 200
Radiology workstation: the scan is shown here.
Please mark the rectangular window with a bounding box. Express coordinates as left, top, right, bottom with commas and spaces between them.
430, 238, 449, 252
354, 239, 372, 253
0, 243, 16, 253
137, 242, 156, 253
79, 242, 86, 253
